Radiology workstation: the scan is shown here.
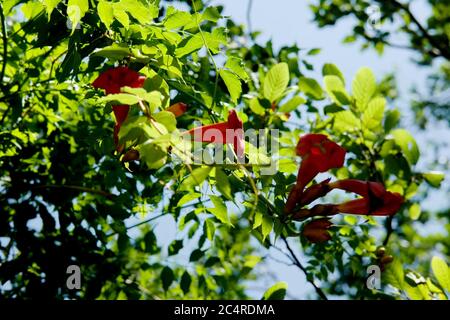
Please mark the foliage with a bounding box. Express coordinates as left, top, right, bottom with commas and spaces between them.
0, 0, 447, 300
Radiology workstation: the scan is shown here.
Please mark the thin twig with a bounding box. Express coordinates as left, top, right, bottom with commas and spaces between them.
31, 184, 115, 198
281, 235, 328, 300
106, 212, 166, 238
0, 3, 7, 88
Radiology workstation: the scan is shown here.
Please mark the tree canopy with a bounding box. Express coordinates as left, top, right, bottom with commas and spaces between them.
0, 0, 448, 300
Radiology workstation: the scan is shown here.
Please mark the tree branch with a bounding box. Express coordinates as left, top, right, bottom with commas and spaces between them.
31, 184, 115, 198
391, 0, 450, 60
281, 235, 328, 300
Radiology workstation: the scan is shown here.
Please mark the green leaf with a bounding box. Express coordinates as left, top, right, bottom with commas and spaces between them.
298, 77, 324, 100
189, 249, 204, 262
262, 282, 287, 300
43, 0, 61, 17
322, 63, 345, 84
215, 168, 232, 200
180, 271, 192, 294
21, 1, 44, 19
391, 129, 420, 165
202, 6, 221, 22
362, 97, 386, 130
164, 8, 192, 29
384, 259, 405, 291
121, 0, 155, 24
261, 215, 273, 241
423, 171, 445, 188
175, 35, 203, 58
324, 75, 351, 105
177, 192, 201, 207
97, 1, 114, 28
203, 28, 227, 54
93, 44, 131, 60
113, 2, 129, 28
56, 47, 81, 81
333, 110, 360, 132
219, 69, 242, 103
249, 98, 266, 116
67, 0, 88, 34
263, 63, 289, 102
143, 68, 170, 108
352, 67, 376, 111
409, 203, 421, 220
431, 256, 450, 291
119, 116, 162, 144
206, 195, 230, 225
307, 48, 321, 56
139, 142, 168, 169
279, 96, 306, 113
384, 109, 401, 133
244, 256, 262, 269
204, 219, 215, 241
168, 239, 183, 256
99, 93, 140, 105
144, 230, 158, 254
153, 111, 177, 132
120, 88, 161, 112
253, 211, 263, 229
161, 266, 174, 291
225, 57, 249, 81
179, 166, 212, 191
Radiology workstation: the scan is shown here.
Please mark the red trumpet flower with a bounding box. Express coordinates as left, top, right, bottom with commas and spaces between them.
92, 66, 146, 149
330, 179, 404, 216
285, 134, 346, 213
296, 133, 346, 190
166, 102, 188, 117
302, 218, 333, 243
185, 109, 244, 158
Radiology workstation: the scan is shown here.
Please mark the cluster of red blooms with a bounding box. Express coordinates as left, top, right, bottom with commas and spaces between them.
93, 67, 244, 156
93, 67, 404, 244
285, 133, 404, 243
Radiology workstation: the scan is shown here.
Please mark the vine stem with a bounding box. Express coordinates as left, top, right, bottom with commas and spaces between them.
281, 235, 328, 300
0, 3, 7, 87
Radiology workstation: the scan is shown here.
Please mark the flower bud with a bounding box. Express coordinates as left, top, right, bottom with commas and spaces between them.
302, 218, 332, 243
122, 149, 140, 162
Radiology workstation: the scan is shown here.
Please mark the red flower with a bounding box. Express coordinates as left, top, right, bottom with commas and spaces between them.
302, 218, 332, 243
185, 109, 244, 158
296, 133, 346, 189
92, 66, 146, 149
330, 179, 404, 216
297, 178, 331, 207
92, 66, 146, 94
166, 102, 188, 117
285, 134, 345, 213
